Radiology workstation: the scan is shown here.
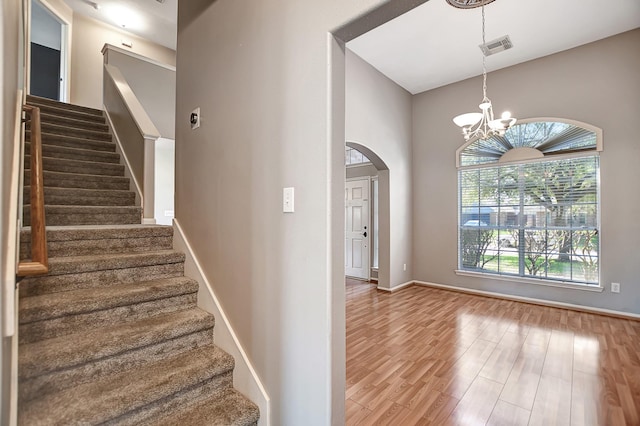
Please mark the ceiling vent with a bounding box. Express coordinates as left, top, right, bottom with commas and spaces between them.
479, 35, 513, 56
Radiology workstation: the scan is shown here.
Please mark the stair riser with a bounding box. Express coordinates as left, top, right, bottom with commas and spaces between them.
114, 372, 234, 426
23, 191, 136, 207
40, 114, 110, 132
20, 329, 214, 402
20, 293, 197, 344
20, 263, 184, 297
25, 156, 124, 177
27, 96, 104, 117
24, 210, 141, 226
25, 172, 130, 191
27, 132, 116, 152
32, 122, 112, 142
26, 143, 121, 164
21, 236, 172, 259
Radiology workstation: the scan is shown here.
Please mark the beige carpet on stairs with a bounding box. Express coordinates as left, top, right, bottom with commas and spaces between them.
18, 95, 259, 425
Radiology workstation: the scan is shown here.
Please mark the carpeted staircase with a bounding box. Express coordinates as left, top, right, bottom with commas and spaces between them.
18, 95, 259, 425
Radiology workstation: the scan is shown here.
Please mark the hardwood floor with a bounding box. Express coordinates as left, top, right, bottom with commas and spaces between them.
345, 279, 640, 426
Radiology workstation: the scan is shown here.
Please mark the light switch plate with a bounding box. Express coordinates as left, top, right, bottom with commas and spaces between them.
283, 187, 294, 213
611, 282, 620, 293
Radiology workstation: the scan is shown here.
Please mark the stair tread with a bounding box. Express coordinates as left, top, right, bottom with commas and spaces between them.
19, 344, 233, 425
27, 131, 116, 152
27, 103, 106, 123
38, 121, 112, 141
150, 388, 260, 426
24, 204, 140, 212
19, 308, 215, 379
21, 224, 172, 241
27, 169, 128, 183
26, 186, 135, 197
26, 142, 121, 163
20, 277, 198, 324
29, 250, 185, 276
28, 154, 124, 170
40, 111, 109, 129
27, 95, 104, 116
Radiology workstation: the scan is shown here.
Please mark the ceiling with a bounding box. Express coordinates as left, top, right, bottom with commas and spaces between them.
348, 0, 640, 94
60, 0, 640, 91
63, 0, 177, 50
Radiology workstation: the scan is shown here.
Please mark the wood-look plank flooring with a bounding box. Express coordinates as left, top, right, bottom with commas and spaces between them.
345, 279, 640, 426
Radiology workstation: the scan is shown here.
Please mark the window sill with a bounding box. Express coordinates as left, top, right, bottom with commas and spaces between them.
454, 270, 604, 293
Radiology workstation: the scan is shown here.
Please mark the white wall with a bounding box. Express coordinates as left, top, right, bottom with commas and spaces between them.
154, 138, 174, 225
31, 0, 60, 50
71, 13, 175, 109
345, 49, 413, 289
412, 29, 640, 315
175, 1, 409, 423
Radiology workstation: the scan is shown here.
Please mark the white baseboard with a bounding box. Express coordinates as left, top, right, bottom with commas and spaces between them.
172, 219, 270, 425
377, 280, 413, 292
414, 280, 640, 320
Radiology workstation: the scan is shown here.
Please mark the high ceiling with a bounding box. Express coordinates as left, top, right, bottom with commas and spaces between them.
61, 0, 640, 92
63, 0, 177, 50
348, 0, 640, 94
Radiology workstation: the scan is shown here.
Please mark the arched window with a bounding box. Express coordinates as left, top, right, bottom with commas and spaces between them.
456, 119, 602, 287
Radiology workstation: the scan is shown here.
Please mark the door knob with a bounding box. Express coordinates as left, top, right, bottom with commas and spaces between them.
363, 231, 367, 237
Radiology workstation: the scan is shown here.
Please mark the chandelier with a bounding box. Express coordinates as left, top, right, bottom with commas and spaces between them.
452, 1, 516, 141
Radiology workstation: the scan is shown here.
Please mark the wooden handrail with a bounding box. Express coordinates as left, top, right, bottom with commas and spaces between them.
18, 105, 48, 276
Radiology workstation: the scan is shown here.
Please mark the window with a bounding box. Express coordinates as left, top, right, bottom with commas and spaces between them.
457, 120, 602, 286
345, 147, 371, 166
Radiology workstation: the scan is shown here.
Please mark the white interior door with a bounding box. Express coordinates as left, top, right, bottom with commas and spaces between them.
345, 178, 370, 279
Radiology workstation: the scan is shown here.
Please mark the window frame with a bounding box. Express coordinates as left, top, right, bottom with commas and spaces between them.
455, 118, 603, 290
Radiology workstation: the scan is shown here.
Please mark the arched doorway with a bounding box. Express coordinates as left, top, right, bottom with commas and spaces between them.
345, 141, 389, 285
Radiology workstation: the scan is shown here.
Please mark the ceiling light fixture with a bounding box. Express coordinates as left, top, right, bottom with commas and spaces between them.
452, 1, 516, 141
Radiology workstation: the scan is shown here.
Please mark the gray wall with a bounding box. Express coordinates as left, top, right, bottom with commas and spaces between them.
103, 46, 176, 139
346, 49, 413, 288
175, 1, 397, 423
2, 0, 22, 422
412, 29, 640, 314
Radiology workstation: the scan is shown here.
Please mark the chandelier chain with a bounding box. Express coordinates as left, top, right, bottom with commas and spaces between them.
481, 4, 487, 100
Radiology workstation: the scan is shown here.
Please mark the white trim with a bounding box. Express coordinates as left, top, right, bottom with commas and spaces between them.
102, 43, 176, 72
345, 161, 373, 169
172, 219, 270, 425
3, 90, 23, 338
104, 108, 143, 215
414, 280, 639, 320
455, 270, 604, 292
377, 280, 413, 292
